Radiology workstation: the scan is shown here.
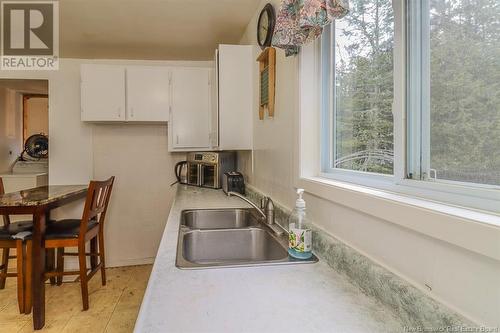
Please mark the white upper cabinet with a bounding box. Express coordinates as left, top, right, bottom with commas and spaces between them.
80, 50, 253, 150
126, 66, 170, 122
168, 67, 212, 150
81, 64, 126, 121
81, 64, 171, 123
217, 44, 254, 150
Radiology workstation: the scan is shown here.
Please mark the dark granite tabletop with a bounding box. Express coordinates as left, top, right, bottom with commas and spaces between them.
0, 185, 88, 207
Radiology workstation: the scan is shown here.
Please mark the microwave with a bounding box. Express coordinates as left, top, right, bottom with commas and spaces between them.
186, 152, 235, 189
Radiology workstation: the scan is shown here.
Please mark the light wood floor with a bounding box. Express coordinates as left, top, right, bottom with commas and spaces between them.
0, 265, 152, 333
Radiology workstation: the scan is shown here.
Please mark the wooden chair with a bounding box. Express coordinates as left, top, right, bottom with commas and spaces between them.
0, 177, 33, 314
25, 177, 115, 312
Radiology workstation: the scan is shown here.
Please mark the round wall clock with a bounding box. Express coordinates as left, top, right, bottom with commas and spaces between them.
257, 3, 276, 49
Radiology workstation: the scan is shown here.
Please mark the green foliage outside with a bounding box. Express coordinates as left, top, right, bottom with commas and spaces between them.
332, 0, 500, 185
429, 0, 500, 185
334, 0, 394, 175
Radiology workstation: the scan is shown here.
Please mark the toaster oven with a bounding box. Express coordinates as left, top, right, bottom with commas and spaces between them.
186, 152, 235, 189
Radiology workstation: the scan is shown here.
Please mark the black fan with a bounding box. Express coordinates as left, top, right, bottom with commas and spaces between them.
20, 134, 48, 160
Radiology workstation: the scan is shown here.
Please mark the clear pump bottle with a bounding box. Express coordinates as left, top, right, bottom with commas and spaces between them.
288, 189, 312, 259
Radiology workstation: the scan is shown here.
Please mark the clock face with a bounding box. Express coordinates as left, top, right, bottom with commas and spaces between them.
259, 12, 269, 45
257, 4, 275, 49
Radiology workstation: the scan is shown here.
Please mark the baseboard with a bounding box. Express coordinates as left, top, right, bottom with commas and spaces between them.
106, 257, 155, 268
66, 257, 155, 269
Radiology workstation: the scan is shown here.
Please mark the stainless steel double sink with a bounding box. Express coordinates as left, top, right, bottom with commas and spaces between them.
176, 208, 318, 269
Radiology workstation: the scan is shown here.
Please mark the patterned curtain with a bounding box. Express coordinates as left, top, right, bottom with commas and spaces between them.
272, 0, 349, 56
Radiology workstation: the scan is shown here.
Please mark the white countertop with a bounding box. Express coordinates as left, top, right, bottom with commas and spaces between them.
134, 185, 402, 333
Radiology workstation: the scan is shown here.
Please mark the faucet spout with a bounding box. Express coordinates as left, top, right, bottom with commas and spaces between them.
227, 191, 266, 220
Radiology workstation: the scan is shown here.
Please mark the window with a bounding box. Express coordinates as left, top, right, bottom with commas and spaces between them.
321, 0, 395, 176
407, 0, 500, 187
317, 0, 500, 211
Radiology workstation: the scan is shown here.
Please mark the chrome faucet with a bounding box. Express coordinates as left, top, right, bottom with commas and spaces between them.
227, 191, 266, 219
227, 191, 283, 236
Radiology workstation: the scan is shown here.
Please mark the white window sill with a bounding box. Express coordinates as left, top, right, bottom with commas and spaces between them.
297, 176, 500, 261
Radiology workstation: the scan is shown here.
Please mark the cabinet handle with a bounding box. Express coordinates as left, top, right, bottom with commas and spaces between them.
130, 108, 134, 118
176, 135, 179, 145
117, 107, 121, 118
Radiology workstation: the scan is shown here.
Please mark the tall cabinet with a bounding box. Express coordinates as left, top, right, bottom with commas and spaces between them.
216, 44, 254, 150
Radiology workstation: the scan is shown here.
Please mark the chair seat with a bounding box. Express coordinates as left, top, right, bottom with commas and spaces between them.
44, 219, 98, 239
0, 221, 33, 241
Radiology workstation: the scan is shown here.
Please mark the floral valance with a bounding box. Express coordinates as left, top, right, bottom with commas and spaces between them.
272, 0, 349, 56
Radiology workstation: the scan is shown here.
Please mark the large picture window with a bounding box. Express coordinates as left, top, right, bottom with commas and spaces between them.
318, 0, 500, 211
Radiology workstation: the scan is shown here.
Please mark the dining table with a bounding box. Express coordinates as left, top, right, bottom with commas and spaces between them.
0, 185, 88, 330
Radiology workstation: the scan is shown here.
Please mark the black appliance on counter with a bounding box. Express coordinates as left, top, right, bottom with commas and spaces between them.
222, 172, 245, 195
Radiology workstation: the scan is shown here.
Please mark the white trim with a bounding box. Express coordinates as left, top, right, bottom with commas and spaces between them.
393, 0, 406, 182
298, 176, 500, 261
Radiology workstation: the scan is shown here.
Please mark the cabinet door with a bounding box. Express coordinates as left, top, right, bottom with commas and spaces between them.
126, 66, 170, 122
170, 67, 211, 149
218, 45, 254, 150
81, 65, 125, 121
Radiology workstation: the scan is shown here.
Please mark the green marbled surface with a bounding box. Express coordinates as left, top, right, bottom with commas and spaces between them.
245, 185, 474, 329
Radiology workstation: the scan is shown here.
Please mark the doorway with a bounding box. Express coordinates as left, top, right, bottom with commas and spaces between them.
23, 94, 49, 142
0, 79, 49, 193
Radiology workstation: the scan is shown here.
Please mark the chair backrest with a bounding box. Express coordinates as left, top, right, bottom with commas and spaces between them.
0, 178, 10, 227
79, 176, 115, 242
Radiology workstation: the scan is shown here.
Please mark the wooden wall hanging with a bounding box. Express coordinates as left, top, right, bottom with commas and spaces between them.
257, 47, 276, 120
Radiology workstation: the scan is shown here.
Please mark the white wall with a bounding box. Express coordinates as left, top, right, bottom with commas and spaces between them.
92, 124, 185, 267
238, 0, 500, 327
0, 58, 210, 267
0, 87, 23, 173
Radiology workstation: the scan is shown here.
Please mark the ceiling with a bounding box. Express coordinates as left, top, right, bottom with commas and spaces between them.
60, 0, 260, 60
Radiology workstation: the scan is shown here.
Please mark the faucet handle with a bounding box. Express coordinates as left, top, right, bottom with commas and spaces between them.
260, 197, 268, 209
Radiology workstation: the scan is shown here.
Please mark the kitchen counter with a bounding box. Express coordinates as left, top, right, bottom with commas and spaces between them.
134, 185, 402, 333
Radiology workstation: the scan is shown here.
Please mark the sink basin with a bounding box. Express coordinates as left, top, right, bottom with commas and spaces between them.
182, 228, 288, 264
176, 208, 318, 269
181, 209, 259, 229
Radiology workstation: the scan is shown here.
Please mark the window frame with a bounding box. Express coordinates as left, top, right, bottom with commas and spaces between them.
314, 0, 500, 214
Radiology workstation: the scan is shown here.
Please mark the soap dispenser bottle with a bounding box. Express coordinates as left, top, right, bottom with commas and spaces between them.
288, 189, 312, 259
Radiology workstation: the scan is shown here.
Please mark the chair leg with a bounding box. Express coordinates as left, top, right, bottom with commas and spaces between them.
90, 237, 98, 270
0, 248, 9, 289
16, 241, 25, 314
24, 241, 32, 315
78, 245, 89, 311
56, 247, 64, 286
98, 233, 106, 286
46, 248, 56, 285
